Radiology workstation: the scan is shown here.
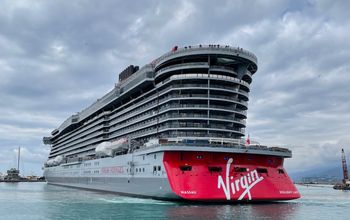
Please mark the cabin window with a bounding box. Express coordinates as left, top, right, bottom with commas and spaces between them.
180, 165, 192, 171
257, 168, 268, 174
143, 168, 145, 172
153, 166, 157, 172
154, 154, 157, 159
234, 167, 247, 172
196, 155, 203, 159
208, 166, 222, 172
158, 166, 161, 171
278, 169, 285, 174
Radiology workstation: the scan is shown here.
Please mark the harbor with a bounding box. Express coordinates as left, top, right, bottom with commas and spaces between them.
0, 147, 45, 183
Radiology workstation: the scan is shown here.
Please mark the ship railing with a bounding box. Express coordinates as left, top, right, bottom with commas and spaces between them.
79, 89, 118, 119
136, 142, 291, 154
108, 106, 246, 136
156, 62, 209, 75
108, 74, 248, 124
153, 45, 258, 66
166, 113, 246, 123
210, 65, 236, 73
157, 124, 245, 133
157, 82, 248, 99
246, 70, 253, 78
157, 81, 249, 99
158, 103, 247, 114
118, 64, 154, 87
169, 73, 250, 88
119, 70, 154, 93
52, 117, 105, 147
109, 92, 247, 127
56, 89, 116, 133
57, 66, 154, 132
158, 95, 247, 109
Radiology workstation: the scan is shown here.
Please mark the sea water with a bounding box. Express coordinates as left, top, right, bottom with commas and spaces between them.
0, 182, 348, 220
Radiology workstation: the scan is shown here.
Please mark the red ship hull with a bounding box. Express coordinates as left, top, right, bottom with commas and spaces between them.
163, 151, 300, 201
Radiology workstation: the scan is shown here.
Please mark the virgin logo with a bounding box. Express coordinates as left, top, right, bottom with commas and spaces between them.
217, 158, 264, 200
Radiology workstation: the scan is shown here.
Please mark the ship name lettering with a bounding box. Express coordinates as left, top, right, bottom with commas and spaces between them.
217, 158, 264, 200
180, 190, 197, 195
101, 166, 124, 174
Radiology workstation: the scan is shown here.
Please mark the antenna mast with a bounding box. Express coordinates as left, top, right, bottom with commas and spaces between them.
342, 148, 349, 184
17, 147, 21, 171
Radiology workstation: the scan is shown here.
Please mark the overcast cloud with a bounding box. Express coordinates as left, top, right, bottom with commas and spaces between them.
0, 0, 349, 176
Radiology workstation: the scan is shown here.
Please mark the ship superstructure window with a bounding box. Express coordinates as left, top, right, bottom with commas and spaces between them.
278, 169, 285, 174
257, 168, 268, 174
234, 167, 247, 172
157, 166, 161, 171
180, 165, 192, 171
208, 166, 222, 172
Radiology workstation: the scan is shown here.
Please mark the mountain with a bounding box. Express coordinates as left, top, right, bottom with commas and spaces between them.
289, 164, 343, 182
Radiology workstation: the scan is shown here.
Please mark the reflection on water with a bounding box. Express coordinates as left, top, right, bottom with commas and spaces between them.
165, 202, 300, 220
0, 183, 349, 220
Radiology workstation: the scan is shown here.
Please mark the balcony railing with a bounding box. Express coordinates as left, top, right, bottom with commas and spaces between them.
169, 73, 250, 88
153, 45, 258, 66
156, 62, 209, 76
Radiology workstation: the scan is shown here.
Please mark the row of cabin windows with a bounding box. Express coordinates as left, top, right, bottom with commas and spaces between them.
84, 162, 100, 167
83, 170, 100, 174
179, 165, 285, 175
52, 78, 243, 148
135, 168, 145, 173
125, 166, 161, 173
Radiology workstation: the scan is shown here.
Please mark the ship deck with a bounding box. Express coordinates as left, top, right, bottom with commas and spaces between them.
133, 143, 292, 158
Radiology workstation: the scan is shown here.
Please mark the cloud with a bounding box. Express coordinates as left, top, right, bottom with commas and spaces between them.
0, 0, 349, 176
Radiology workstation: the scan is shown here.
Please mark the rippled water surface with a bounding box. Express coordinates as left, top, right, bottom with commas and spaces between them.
0, 183, 348, 220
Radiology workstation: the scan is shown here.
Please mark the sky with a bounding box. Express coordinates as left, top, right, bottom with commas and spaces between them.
0, 0, 349, 176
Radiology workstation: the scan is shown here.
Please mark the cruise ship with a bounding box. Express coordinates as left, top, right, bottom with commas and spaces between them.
43, 45, 300, 202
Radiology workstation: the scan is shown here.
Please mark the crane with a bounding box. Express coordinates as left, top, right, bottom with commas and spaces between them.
334, 148, 350, 190
342, 148, 349, 184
